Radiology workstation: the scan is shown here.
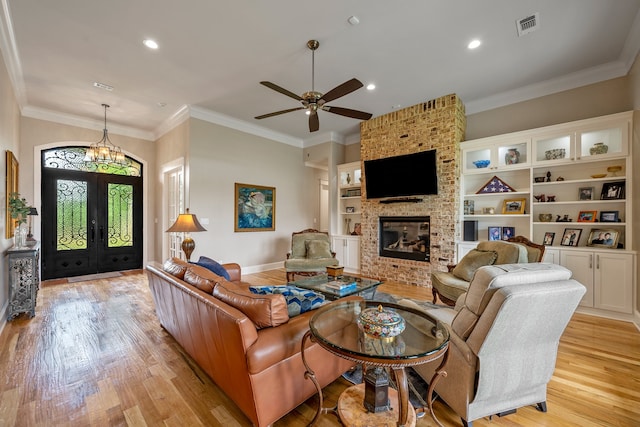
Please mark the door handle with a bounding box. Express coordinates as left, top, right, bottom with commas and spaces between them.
90, 226, 95, 242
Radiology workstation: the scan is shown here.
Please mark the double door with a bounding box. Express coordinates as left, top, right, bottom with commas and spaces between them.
41, 168, 143, 280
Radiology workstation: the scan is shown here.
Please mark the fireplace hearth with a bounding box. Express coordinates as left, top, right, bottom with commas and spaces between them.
379, 216, 430, 262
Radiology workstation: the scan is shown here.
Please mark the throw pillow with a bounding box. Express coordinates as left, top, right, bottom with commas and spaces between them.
452, 249, 498, 282
250, 285, 326, 317
213, 281, 289, 329
193, 256, 231, 281
305, 240, 332, 259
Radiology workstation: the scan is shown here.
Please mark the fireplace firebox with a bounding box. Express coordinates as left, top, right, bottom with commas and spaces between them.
379, 216, 430, 262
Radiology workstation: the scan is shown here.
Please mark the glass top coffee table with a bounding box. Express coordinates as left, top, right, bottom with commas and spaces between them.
301, 300, 450, 427
288, 274, 382, 300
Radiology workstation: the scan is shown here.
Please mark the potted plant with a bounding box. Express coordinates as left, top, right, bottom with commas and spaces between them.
8, 192, 30, 246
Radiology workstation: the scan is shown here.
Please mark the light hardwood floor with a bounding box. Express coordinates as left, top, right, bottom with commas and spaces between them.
0, 269, 638, 426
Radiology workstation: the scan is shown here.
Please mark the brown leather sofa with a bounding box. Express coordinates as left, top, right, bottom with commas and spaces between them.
146, 258, 355, 427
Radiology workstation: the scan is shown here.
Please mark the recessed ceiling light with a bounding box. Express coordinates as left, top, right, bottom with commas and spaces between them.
348, 16, 360, 26
392, 104, 402, 109
157, 102, 167, 108
143, 39, 159, 49
93, 81, 113, 91
468, 39, 481, 49
367, 83, 376, 90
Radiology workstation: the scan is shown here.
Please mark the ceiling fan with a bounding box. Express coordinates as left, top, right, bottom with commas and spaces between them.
255, 40, 373, 132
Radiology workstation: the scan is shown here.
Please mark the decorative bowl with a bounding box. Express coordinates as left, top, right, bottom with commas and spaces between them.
473, 160, 490, 168
544, 148, 566, 160
606, 166, 622, 176
539, 213, 553, 222
534, 177, 546, 183
358, 304, 405, 340
589, 142, 608, 155
591, 173, 607, 178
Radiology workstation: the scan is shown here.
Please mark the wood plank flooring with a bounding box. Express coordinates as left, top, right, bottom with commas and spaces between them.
0, 269, 638, 426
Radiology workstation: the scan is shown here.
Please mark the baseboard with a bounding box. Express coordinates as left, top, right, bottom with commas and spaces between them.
634, 310, 640, 332
242, 261, 284, 275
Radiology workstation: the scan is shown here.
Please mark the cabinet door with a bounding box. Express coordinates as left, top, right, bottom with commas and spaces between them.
594, 252, 633, 313
332, 236, 346, 266
560, 250, 594, 307
345, 237, 360, 272
542, 248, 560, 264
532, 132, 575, 165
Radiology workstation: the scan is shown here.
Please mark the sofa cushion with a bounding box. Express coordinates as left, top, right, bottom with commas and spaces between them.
192, 256, 231, 281
452, 249, 498, 281
305, 240, 332, 259
285, 257, 339, 271
183, 265, 223, 294
213, 281, 289, 329
477, 240, 528, 265
249, 285, 326, 316
163, 257, 190, 280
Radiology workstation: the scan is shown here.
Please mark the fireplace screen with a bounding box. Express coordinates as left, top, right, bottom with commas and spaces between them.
379, 216, 430, 262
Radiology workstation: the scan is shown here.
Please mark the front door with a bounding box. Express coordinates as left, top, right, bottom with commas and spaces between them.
41, 148, 143, 280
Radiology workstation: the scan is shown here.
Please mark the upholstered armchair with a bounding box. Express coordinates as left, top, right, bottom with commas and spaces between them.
432, 237, 545, 306
285, 229, 339, 281
402, 263, 585, 427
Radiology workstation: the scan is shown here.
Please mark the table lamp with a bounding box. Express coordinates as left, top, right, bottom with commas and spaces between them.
26, 207, 38, 243
166, 208, 207, 261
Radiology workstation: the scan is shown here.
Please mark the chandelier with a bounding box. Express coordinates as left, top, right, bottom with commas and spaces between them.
84, 103, 126, 165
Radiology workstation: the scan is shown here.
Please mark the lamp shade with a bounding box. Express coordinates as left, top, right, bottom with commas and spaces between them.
166, 208, 207, 233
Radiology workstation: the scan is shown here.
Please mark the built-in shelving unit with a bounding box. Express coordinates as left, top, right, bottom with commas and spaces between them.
458, 111, 635, 318
333, 161, 362, 273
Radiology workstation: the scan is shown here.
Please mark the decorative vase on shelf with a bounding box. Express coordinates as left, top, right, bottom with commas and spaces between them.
346, 173, 351, 185
589, 142, 608, 155
504, 148, 520, 165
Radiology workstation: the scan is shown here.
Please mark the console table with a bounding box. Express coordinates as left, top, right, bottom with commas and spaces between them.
302, 300, 449, 427
6, 243, 40, 320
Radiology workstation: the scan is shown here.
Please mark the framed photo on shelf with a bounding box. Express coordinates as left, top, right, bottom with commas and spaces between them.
502, 198, 526, 214
345, 206, 355, 213
543, 232, 555, 246
488, 226, 502, 241
587, 229, 619, 248
577, 210, 597, 222
600, 181, 625, 200
560, 228, 582, 247
501, 227, 515, 240
578, 187, 594, 200
599, 211, 619, 222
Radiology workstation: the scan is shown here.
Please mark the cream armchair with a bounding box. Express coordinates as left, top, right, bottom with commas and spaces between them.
285, 229, 339, 281
402, 263, 585, 427
432, 237, 545, 305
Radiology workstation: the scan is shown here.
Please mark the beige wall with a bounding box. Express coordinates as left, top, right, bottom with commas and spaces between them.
0, 49, 22, 326
184, 118, 317, 269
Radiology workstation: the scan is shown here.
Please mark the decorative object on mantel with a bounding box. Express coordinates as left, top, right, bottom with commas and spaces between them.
166, 208, 207, 261
83, 104, 127, 165
476, 175, 515, 194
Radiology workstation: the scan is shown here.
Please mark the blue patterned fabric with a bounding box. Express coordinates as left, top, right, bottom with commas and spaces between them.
249, 285, 326, 317
192, 256, 231, 281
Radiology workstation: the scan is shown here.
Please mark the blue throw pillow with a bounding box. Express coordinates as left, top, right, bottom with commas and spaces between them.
249, 285, 326, 317
192, 256, 231, 281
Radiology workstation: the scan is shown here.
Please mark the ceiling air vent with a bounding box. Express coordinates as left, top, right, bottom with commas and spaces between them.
516, 12, 540, 37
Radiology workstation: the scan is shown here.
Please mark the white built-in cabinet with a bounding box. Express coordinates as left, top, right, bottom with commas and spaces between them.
332, 161, 361, 274
458, 111, 636, 317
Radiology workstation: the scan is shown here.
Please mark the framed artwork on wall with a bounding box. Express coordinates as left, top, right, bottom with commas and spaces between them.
234, 183, 276, 232
5, 150, 19, 238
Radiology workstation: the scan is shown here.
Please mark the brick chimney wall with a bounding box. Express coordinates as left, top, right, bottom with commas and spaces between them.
359, 94, 466, 288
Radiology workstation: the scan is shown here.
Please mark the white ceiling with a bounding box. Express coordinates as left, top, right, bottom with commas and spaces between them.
2, 0, 640, 145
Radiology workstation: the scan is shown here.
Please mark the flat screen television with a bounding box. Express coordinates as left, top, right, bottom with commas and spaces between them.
363, 150, 438, 199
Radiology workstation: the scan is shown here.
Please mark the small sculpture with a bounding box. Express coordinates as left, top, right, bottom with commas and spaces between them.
546, 171, 551, 182
546, 195, 556, 202
534, 194, 546, 203
556, 214, 572, 222
556, 176, 565, 181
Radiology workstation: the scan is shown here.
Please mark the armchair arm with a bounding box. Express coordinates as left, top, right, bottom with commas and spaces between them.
447, 264, 456, 272
222, 263, 242, 282
286, 252, 291, 259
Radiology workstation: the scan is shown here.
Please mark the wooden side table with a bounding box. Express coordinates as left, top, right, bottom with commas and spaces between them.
6, 243, 40, 320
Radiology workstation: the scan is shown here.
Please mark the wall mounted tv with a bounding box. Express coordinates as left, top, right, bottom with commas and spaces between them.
364, 149, 438, 199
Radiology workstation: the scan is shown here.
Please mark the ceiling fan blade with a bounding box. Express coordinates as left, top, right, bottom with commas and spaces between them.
322, 106, 372, 120
255, 107, 305, 119
309, 112, 319, 132
320, 78, 363, 103
259, 81, 303, 101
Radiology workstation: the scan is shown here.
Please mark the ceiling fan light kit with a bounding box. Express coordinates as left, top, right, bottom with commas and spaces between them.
255, 40, 372, 132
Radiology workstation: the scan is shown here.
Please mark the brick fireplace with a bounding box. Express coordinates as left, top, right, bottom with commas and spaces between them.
359, 94, 466, 287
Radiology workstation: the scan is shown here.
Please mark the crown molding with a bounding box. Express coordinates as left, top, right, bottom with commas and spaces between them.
0, 0, 27, 108
464, 60, 629, 114
188, 106, 303, 148
21, 105, 155, 141
302, 132, 346, 148
621, 9, 640, 70
153, 105, 190, 140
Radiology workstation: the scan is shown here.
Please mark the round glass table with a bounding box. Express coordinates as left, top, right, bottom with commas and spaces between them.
301, 300, 449, 427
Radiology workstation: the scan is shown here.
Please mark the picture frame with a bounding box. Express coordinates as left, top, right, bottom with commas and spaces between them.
578, 187, 594, 200
501, 226, 515, 240
577, 210, 597, 222
600, 181, 625, 200
234, 183, 275, 232
5, 150, 19, 238
476, 175, 515, 194
599, 211, 619, 222
560, 228, 582, 247
345, 206, 355, 213
488, 226, 502, 241
502, 198, 526, 214
587, 229, 619, 248
543, 232, 555, 246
